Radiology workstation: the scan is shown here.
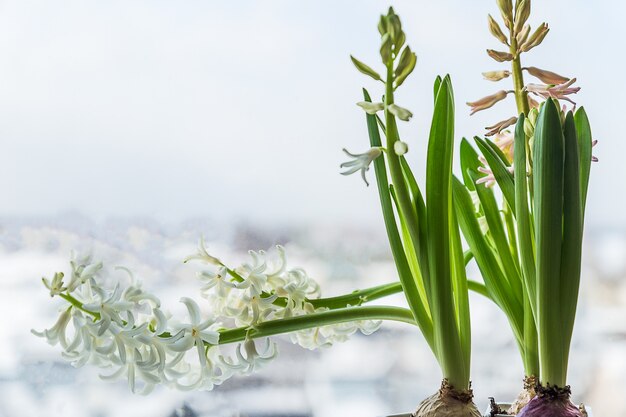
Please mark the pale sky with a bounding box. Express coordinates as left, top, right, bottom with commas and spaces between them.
0, 0, 621, 230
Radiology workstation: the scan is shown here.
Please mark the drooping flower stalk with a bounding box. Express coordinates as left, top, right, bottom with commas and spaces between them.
34, 247, 416, 393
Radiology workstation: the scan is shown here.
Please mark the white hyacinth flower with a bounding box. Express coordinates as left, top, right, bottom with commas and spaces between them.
340, 147, 382, 186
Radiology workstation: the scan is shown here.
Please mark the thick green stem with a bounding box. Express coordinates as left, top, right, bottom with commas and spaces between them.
308, 282, 403, 309
509, 37, 529, 116
59, 290, 415, 348
383, 65, 429, 287
217, 306, 416, 345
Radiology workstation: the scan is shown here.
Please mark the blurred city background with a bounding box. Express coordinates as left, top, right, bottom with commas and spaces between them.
0, 1, 624, 416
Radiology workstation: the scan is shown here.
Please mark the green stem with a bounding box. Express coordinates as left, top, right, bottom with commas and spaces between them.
60, 293, 100, 320
384, 64, 430, 290
308, 282, 403, 309
217, 306, 416, 345
59, 291, 415, 347
509, 36, 529, 115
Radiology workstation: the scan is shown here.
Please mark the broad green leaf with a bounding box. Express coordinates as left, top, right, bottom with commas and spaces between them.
400, 157, 429, 273
460, 138, 481, 191
450, 207, 471, 376
390, 185, 431, 312
469, 169, 523, 304
453, 177, 524, 343
559, 111, 583, 371
425, 75, 465, 386
574, 107, 593, 215
433, 76, 442, 104
533, 98, 566, 386
475, 137, 516, 215
513, 114, 537, 315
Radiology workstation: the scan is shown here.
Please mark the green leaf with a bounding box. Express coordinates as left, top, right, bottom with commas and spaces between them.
574, 107, 593, 214
513, 114, 537, 315
469, 169, 523, 304
425, 75, 466, 388
533, 98, 565, 386
400, 157, 430, 273
453, 177, 524, 342
459, 138, 481, 190
559, 111, 583, 372
350, 56, 382, 81
433, 76, 442, 104
475, 137, 516, 215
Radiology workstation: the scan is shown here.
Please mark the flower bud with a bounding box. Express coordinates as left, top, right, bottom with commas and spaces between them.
350, 55, 382, 81
514, 0, 531, 35
524, 66, 569, 85
516, 24, 530, 45
524, 117, 534, 138
387, 103, 413, 121
394, 141, 408, 156
497, 0, 513, 28
466, 90, 510, 115
394, 31, 406, 55
527, 95, 540, 109
482, 70, 511, 82
395, 46, 417, 87
380, 33, 393, 64
487, 49, 514, 62
388, 12, 402, 42
356, 101, 385, 114
485, 116, 518, 136
488, 14, 509, 45
520, 23, 549, 53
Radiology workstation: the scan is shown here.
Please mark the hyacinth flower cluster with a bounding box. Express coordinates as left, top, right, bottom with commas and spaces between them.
456, 1, 595, 416
33, 243, 393, 394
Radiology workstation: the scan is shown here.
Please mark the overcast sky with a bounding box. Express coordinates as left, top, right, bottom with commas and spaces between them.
0, 0, 621, 231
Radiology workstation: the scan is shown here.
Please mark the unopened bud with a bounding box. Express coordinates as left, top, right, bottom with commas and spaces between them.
380, 33, 393, 64
467, 90, 510, 115
520, 23, 549, 53
394, 31, 406, 55
513, 0, 531, 35
388, 12, 402, 42
387, 103, 413, 121
487, 49, 515, 62
497, 0, 514, 28
516, 24, 531, 46
527, 95, 540, 109
394, 46, 417, 88
394, 141, 408, 156
482, 70, 511, 82
524, 66, 569, 85
350, 55, 382, 81
488, 14, 509, 45
524, 117, 535, 138
485, 116, 518, 136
